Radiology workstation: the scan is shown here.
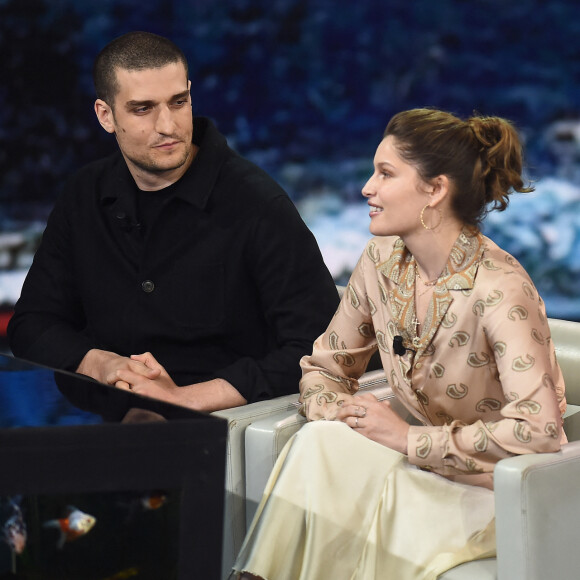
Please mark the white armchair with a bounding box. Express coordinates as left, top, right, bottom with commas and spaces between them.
243, 317, 580, 580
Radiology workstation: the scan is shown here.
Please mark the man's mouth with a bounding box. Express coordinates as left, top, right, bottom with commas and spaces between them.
155, 140, 180, 149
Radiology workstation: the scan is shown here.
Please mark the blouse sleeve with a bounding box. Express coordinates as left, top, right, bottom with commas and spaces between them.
299, 253, 379, 420
407, 269, 566, 476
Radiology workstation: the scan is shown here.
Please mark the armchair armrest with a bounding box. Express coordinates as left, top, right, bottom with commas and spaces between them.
244, 405, 306, 527
211, 394, 300, 578
494, 440, 580, 580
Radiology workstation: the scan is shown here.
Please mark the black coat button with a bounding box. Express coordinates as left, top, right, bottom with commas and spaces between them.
141, 280, 155, 293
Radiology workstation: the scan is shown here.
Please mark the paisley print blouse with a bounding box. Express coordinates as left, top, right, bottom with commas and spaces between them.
299, 228, 567, 487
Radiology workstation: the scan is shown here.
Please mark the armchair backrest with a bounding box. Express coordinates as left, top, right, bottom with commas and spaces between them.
548, 318, 580, 403
548, 317, 580, 441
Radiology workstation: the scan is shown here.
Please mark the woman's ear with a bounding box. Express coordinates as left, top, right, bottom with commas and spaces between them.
428, 175, 451, 207
94, 99, 116, 134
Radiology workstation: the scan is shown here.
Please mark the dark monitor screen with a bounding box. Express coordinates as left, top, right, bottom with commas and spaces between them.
0, 354, 227, 580
0, 353, 202, 428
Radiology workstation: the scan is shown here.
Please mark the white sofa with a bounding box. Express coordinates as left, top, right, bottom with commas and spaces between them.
242, 317, 580, 580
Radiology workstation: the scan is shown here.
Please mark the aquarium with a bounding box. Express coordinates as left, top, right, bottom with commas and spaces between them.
0, 355, 227, 579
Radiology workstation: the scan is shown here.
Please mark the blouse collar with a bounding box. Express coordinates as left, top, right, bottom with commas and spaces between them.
376, 227, 485, 354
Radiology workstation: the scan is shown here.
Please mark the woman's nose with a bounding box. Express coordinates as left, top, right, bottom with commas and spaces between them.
361, 175, 374, 198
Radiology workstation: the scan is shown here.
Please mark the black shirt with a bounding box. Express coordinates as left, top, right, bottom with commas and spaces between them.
8, 117, 339, 403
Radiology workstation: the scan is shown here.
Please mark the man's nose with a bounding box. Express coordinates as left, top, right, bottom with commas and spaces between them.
155, 106, 176, 134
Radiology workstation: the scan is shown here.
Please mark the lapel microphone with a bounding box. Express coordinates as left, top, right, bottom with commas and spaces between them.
393, 335, 409, 356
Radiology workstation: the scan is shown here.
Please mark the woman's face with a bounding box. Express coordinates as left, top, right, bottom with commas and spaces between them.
362, 136, 430, 238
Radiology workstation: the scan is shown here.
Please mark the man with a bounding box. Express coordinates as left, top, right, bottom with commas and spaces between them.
8, 31, 339, 412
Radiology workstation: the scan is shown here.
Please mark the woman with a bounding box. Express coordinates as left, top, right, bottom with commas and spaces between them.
232, 108, 567, 579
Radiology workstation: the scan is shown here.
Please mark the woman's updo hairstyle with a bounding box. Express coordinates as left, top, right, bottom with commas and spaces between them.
383, 108, 534, 226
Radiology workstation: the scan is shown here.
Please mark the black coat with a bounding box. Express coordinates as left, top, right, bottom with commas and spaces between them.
8, 117, 339, 403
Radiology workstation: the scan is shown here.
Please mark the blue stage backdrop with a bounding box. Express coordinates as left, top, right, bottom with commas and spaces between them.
1, 0, 580, 329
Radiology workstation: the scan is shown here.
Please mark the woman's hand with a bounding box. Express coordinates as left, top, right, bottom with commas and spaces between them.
336, 393, 410, 454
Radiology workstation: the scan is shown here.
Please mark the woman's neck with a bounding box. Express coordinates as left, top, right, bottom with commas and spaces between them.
404, 221, 464, 282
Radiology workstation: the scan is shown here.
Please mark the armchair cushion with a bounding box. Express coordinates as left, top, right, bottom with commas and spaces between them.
437, 558, 497, 579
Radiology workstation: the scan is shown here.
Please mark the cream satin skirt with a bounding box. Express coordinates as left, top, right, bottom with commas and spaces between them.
232, 421, 496, 580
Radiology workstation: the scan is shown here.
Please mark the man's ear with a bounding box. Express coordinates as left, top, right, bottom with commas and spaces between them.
428, 175, 451, 207
94, 99, 116, 134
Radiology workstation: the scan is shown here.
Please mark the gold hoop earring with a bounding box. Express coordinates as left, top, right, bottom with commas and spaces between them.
420, 204, 443, 230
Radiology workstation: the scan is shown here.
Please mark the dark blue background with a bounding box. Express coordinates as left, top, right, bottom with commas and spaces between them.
1, 0, 580, 319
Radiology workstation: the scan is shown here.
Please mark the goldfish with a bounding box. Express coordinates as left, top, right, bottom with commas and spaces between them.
43, 506, 96, 549
2, 497, 27, 555
140, 490, 167, 511
118, 490, 168, 523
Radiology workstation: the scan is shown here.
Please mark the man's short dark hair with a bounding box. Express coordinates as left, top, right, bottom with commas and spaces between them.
93, 31, 189, 107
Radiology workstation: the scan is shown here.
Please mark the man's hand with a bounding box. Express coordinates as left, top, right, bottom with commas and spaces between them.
76, 349, 160, 389
114, 352, 178, 401
114, 352, 247, 412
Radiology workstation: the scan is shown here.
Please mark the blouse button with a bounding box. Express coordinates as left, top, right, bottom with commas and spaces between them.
141, 280, 155, 293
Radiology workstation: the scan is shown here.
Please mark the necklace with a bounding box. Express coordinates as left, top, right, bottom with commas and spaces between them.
415, 281, 434, 298
415, 267, 440, 286
412, 262, 444, 340
415, 263, 444, 297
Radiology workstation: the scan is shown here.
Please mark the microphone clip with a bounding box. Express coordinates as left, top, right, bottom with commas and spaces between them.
393, 335, 413, 356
